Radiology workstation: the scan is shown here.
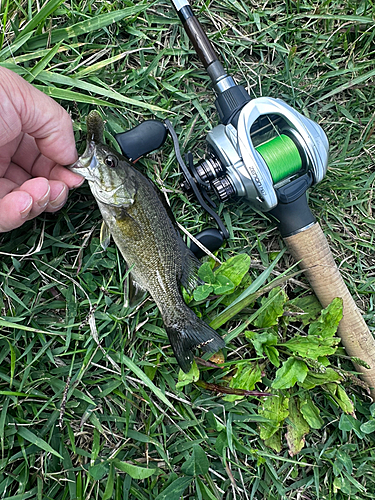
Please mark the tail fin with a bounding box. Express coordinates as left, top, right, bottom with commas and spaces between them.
165, 314, 225, 373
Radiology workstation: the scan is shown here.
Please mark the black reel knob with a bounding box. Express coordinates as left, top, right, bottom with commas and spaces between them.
189, 228, 225, 259
115, 120, 168, 161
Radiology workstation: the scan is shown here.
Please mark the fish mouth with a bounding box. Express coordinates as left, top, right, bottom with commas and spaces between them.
68, 110, 104, 179
68, 141, 98, 180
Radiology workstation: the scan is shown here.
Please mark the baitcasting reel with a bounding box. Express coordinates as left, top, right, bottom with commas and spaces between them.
182, 96, 329, 237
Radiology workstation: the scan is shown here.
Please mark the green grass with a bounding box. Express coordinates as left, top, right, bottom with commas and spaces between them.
1, 0, 375, 498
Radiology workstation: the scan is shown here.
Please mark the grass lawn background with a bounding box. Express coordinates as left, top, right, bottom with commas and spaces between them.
0, 0, 375, 498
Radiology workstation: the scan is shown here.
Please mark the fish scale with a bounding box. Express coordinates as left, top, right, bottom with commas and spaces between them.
69, 110, 225, 372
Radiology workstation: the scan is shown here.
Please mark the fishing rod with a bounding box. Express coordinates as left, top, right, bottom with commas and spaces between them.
114, 0, 375, 395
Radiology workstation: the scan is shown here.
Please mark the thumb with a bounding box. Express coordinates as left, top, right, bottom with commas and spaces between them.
0, 67, 77, 165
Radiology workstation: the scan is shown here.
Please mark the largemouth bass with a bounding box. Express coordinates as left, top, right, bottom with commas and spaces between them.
69, 110, 225, 372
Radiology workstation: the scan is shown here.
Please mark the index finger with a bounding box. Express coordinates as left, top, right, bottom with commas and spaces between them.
0, 67, 78, 165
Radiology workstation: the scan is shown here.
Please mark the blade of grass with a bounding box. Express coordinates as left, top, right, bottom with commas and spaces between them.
0, 31, 33, 61
315, 67, 375, 103
14, 0, 64, 40
0, 0, 10, 50
33, 85, 118, 107
36, 71, 169, 112
26, 6, 152, 51
24, 42, 63, 83
121, 355, 175, 412
16, 427, 63, 460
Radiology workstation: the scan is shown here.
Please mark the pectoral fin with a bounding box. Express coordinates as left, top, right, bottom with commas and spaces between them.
100, 220, 111, 250
125, 272, 148, 308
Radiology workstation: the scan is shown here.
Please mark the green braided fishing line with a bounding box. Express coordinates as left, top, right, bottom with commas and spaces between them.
256, 134, 302, 184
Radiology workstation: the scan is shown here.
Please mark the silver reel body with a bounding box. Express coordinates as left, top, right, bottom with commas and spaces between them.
205, 97, 329, 212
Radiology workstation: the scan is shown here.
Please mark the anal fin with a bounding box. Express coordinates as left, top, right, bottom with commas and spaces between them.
180, 243, 202, 294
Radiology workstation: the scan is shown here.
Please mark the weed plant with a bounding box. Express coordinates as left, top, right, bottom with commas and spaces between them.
0, 0, 375, 499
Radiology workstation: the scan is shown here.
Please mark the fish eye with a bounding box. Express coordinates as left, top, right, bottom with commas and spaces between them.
105, 155, 118, 168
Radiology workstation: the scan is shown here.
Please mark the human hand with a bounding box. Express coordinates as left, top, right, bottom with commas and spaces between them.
0, 66, 83, 233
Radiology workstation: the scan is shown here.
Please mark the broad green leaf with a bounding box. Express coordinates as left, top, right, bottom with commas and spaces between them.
215, 430, 228, 456
288, 295, 322, 325
210, 249, 287, 329
336, 449, 353, 475
299, 368, 342, 389
283, 334, 340, 360
259, 394, 289, 440
272, 358, 308, 389
264, 429, 283, 453
198, 262, 215, 284
339, 414, 364, 439
144, 355, 161, 382
253, 287, 288, 328
176, 361, 200, 390
154, 477, 193, 500
299, 395, 324, 429
339, 413, 355, 432
264, 345, 280, 368
224, 363, 262, 402
324, 383, 354, 414
286, 398, 310, 456
181, 444, 209, 476
359, 419, 375, 434
335, 385, 355, 414
88, 461, 109, 481
215, 254, 251, 287
245, 330, 278, 357
193, 284, 213, 301
196, 477, 219, 500
112, 459, 157, 479
212, 274, 234, 295
308, 297, 343, 338
17, 427, 63, 459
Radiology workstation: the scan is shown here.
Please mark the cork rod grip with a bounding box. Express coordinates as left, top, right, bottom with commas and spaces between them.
284, 222, 375, 397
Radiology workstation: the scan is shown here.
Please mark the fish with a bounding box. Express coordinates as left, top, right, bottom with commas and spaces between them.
69, 110, 225, 372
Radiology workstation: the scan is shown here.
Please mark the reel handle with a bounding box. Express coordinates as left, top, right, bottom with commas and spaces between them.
284, 222, 375, 397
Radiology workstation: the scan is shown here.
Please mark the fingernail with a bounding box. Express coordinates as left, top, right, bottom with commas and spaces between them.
20, 197, 33, 219
37, 185, 51, 208
71, 176, 85, 188
49, 185, 67, 209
